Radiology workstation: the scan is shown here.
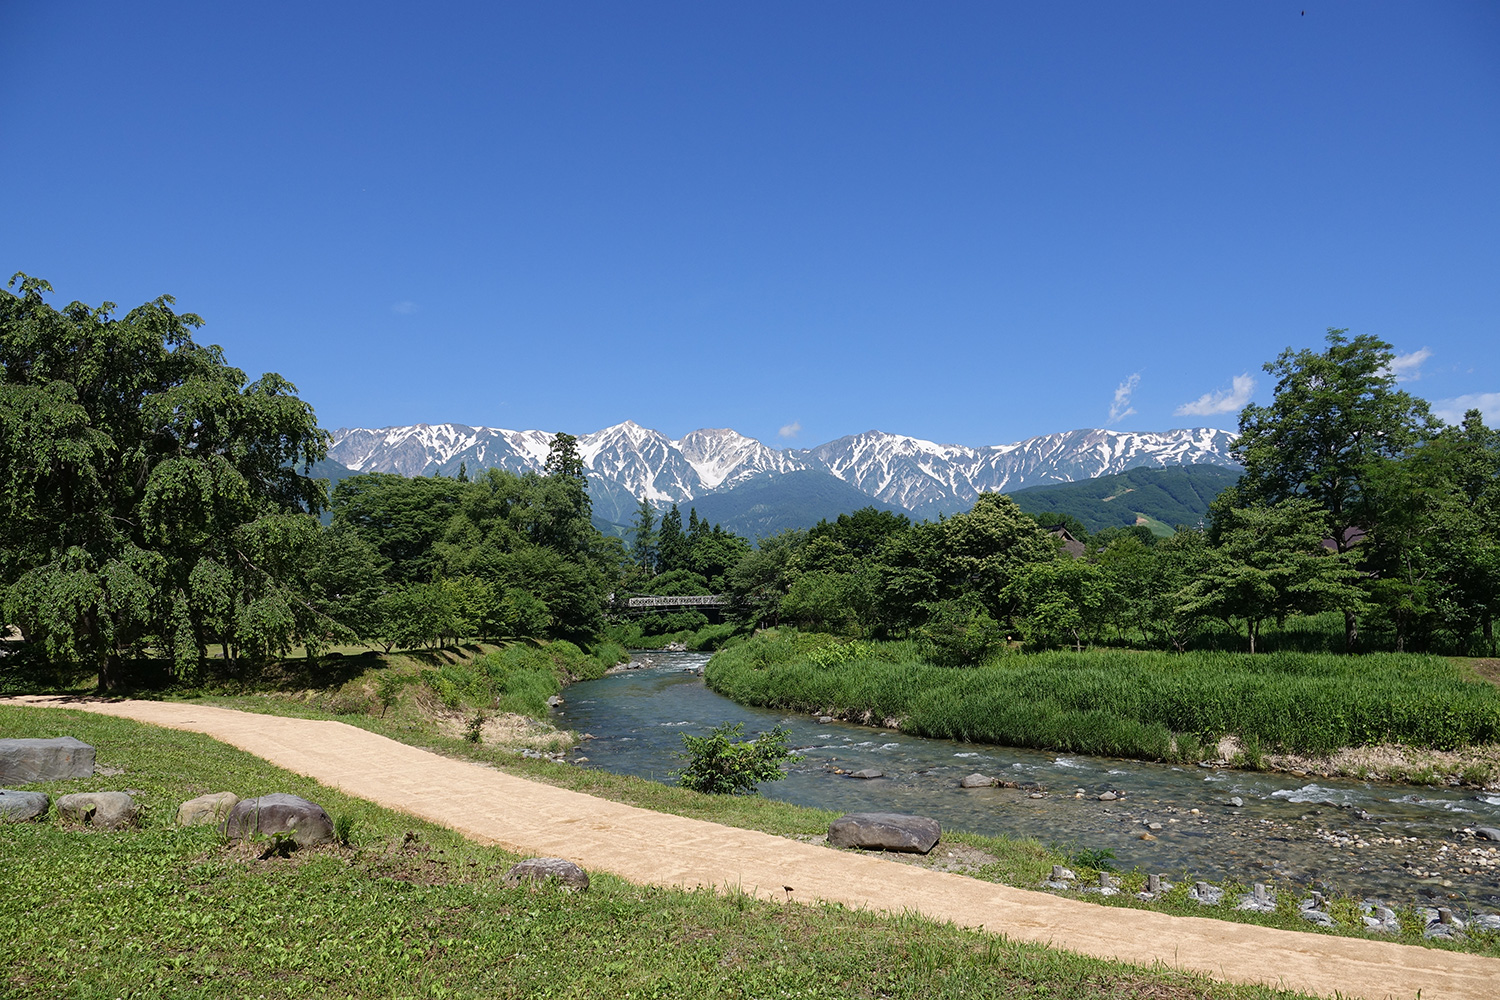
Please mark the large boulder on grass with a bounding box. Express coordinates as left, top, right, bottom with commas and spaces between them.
177, 792, 240, 827
0, 789, 50, 823
828, 812, 940, 854
0, 737, 95, 783
223, 793, 333, 846
56, 791, 138, 829
504, 857, 590, 891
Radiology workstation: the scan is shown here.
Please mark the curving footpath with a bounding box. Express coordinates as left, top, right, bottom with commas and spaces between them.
8, 696, 1496, 1000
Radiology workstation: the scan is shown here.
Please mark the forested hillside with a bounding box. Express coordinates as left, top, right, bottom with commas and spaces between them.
687, 470, 906, 539
1010, 464, 1240, 535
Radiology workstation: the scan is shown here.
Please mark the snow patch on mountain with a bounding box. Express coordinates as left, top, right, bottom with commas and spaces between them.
327, 421, 1242, 514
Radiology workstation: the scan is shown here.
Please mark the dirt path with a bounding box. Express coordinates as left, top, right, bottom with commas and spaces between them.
10, 696, 1498, 1000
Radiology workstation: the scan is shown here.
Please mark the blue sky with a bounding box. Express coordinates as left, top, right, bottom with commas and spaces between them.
3, 2, 1497, 447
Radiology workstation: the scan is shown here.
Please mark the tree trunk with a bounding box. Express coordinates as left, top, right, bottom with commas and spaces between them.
1343, 609, 1359, 652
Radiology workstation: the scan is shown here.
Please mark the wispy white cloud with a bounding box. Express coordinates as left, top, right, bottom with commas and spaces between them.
1107, 374, 1140, 424
1386, 347, 1432, 382
778, 420, 802, 439
1432, 392, 1500, 426
1175, 373, 1256, 417
392, 300, 418, 315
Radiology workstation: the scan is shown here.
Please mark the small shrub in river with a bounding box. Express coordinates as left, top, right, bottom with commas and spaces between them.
673, 722, 792, 795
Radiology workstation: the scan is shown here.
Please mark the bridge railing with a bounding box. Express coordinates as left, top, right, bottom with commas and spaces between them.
624, 595, 729, 608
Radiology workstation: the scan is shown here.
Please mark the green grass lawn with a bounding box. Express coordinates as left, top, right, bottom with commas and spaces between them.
1, 705, 1316, 1000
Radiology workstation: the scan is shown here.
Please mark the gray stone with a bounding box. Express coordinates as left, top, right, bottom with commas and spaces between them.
177, 792, 240, 827
0, 788, 49, 823
1472, 827, 1500, 842
827, 812, 940, 854
55, 791, 138, 829
1097, 791, 1117, 801
1237, 883, 1275, 912
1226, 796, 1244, 808
959, 773, 996, 788
503, 857, 590, 891
849, 769, 884, 780
1469, 914, 1500, 932
223, 793, 333, 847
0, 737, 95, 783
1189, 881, 1224, 905
1300, 909, 1335, 927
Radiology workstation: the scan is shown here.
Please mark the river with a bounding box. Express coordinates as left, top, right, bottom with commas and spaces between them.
553, 651, 1500, 911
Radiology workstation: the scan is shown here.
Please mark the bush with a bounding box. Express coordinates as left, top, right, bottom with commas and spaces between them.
672, 722, 793, 795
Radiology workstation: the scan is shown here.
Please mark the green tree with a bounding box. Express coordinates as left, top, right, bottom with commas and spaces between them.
629, 496, 657, 574
1181, 498, 1364, 653
1232, 329, 1440, 648
0, 275, 331, 688
657, 503, 689, 573
1009, 559, 1111, 651
725, 529, 808, 626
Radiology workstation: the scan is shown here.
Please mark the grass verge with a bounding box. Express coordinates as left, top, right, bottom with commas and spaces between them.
1, 705, 1314, 1000
705, 632, 1500, 760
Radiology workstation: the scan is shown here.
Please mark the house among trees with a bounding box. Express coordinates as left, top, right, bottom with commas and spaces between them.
1047, 525, 1086, 558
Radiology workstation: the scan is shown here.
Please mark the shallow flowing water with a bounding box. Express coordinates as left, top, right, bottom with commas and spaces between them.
554, 651, 1500, 910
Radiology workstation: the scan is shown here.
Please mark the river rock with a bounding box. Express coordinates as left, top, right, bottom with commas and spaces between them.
849, 769, 884, 780
1473, 827, 1500, 842
504, 857, 590, 891
1097, 791, 1117, 801
55, 791, 138, 829
223, 793, 333, 846
828, 812, 940, 854
1189, 881, 1223, 905
1226, 796, 1244, 807
0, 737, 95, 783
960, 773, 996, 788
177, 792, 240, 827
0, 789, 50, 822
1300, 908, 1335, 927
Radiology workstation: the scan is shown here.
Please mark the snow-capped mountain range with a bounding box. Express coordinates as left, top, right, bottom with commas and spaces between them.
328, 421, 1241, 518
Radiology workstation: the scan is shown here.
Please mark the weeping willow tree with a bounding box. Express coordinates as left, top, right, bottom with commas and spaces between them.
0, 273, 342, 689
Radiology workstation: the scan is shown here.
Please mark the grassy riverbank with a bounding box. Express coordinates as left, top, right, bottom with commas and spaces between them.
0, 706, 1315, 1000
704, 632, 1500, 766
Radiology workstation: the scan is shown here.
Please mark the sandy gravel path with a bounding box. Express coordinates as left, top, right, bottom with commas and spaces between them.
9, 696, 1497, 1000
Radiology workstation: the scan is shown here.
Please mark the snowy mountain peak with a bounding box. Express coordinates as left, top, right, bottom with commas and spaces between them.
327, 422, 1241, 516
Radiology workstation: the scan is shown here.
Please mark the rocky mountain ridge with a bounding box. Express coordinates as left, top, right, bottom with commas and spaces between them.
328, 421, 1241, 518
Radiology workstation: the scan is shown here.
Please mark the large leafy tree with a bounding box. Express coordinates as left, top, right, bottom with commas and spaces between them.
0, 275, 330, 687
1231, 328, 1439, 648
1181, 498, 1364, 653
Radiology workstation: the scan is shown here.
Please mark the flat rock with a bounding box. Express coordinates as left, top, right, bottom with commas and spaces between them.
223, 793, 333, 846
504, 857, 590, 891
0, 737, 95, 783
1472, 827, 1500, 842
177, 792, 241, 827
1226, 796, 1244, 807
1097, 791, 1117, 801
849, 769, 883, 780
959, 773, 996, 788
0, 788, 50, 822
55, 791, 138, 829
828, 812, 940, 854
